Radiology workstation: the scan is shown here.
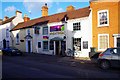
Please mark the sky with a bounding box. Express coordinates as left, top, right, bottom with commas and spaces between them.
0, 0, 90, 20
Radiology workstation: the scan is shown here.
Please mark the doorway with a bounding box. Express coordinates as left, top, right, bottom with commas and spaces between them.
55, 41, 60, 55
3, 39, 6, 49
117, 38, 120, 47
28, 41, 31, 53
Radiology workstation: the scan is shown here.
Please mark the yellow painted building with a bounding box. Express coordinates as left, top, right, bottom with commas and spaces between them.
90, 0, 120, 52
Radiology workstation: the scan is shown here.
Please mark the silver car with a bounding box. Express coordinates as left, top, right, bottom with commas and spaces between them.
98, 48, 120, 69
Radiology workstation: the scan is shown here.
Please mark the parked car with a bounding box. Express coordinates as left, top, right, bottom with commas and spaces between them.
97, 48, 120, 69
2, 47, 23, 56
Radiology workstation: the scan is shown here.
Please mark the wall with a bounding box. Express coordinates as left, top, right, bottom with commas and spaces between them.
67, 16, 92, 57
90, 2, 119, 51
11, 29, 26, 52
118, 1, 120, 34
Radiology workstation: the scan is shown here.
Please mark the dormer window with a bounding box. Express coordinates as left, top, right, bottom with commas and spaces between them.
98, 10, 109, 27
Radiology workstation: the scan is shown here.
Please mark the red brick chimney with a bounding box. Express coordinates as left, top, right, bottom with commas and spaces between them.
23, 14, 30, 22
3, 16, 9, 21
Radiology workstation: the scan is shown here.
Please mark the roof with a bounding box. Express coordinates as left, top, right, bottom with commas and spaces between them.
2, 16, 15, 25
12, 6, 90, 31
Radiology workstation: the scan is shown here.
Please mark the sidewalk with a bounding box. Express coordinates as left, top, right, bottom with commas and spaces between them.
23, 52, 92, 67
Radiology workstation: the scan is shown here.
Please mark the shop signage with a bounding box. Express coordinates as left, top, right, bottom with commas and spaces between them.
43, 36, 49, 40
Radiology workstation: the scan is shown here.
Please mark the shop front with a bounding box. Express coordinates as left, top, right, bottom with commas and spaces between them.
50, 37, 66, 56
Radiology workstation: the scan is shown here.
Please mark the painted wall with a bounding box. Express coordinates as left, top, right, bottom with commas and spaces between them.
67, 16, 92, 57
118, 1, 120, 34
90, 2, 119, 52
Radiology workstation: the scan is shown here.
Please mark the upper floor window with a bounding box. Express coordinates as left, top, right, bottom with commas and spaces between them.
6, 29, 9, 38
98, 10, 109, 27
43, 26, 48, 35
73, 22, 81, 31
34, 26, 40, 34
16, 33, 19, 45
27, 29, 30, 35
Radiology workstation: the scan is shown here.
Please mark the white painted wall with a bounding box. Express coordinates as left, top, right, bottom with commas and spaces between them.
0, 12, 24, 49
66, 13, 92, 57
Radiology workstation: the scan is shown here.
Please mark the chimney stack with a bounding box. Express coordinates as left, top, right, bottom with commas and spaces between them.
23, 14, 30, 22
3, 16, 9, 21
66, 5, 75, 12
41, 3, 48, 17
16, 10, 22, 18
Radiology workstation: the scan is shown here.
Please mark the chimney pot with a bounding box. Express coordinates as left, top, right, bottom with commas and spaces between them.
66, 5, 75, 11
3, 16, 9, 21
24, 14, 30, 22
41, 3, 48, 17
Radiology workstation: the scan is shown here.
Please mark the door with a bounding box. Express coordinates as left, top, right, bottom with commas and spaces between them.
55, 41, 59, 55
3, 39, 6, 49
28, 41, 31, 53
61, 41, 66, 56
117, 38, 120, 47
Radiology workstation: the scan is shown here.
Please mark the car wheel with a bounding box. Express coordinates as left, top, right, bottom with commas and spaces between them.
99, 60, 110, 69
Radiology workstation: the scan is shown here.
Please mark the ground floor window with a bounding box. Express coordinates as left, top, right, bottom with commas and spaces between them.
49, 41, 54, 50
38, 42, 41, 48
73, 38, 81, 51
98, 34, 109, 51
43, 41, 48, 50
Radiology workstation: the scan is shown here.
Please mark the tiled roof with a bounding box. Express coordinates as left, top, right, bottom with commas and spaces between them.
2, 16, 15, 25
12, 6, 90, 31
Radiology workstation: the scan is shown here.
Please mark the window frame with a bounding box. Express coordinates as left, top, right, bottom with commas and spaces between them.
73, 22, 81, 31
42, 26, 48, 35
97, 10, 109, 27
43, 41, 49, 50
98, 34, 109, 51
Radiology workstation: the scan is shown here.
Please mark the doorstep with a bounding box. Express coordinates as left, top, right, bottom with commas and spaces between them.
74, 57, 91, 61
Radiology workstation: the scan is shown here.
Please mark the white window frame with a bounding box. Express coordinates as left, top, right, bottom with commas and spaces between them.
97, 10, 109, 27
42, 26, 48, 35
98, 34, 109, 51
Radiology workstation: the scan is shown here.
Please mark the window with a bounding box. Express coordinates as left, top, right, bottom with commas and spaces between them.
98, 34, 109, 51
98, 10, 109, 27
50, 41, 54, 50
73, 38, 81, 51
27, 29, 30, 35
16, 33, 19, 45
6, 41, 9, 48
43, 27, 48, 35
73, 22, 81, 31
43, 41, 48, 50
6, 29, 9, 38
38, 42, 41, 48
83, 41, 88, 49
34, 26, 40, 34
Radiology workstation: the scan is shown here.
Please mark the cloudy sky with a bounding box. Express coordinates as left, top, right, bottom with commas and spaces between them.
0, 0, 90, 19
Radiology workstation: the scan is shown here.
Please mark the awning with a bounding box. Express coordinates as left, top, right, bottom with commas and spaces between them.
50, 37, 64, 41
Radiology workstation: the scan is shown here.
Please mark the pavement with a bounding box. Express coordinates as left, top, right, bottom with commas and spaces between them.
21, 52, 93, 68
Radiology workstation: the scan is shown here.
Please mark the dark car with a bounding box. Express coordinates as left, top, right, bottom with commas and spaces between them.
97, 48, 120, 69
2, 47, 23, 56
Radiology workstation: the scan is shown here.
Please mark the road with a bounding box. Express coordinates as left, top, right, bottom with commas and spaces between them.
1, 53, 120, 79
